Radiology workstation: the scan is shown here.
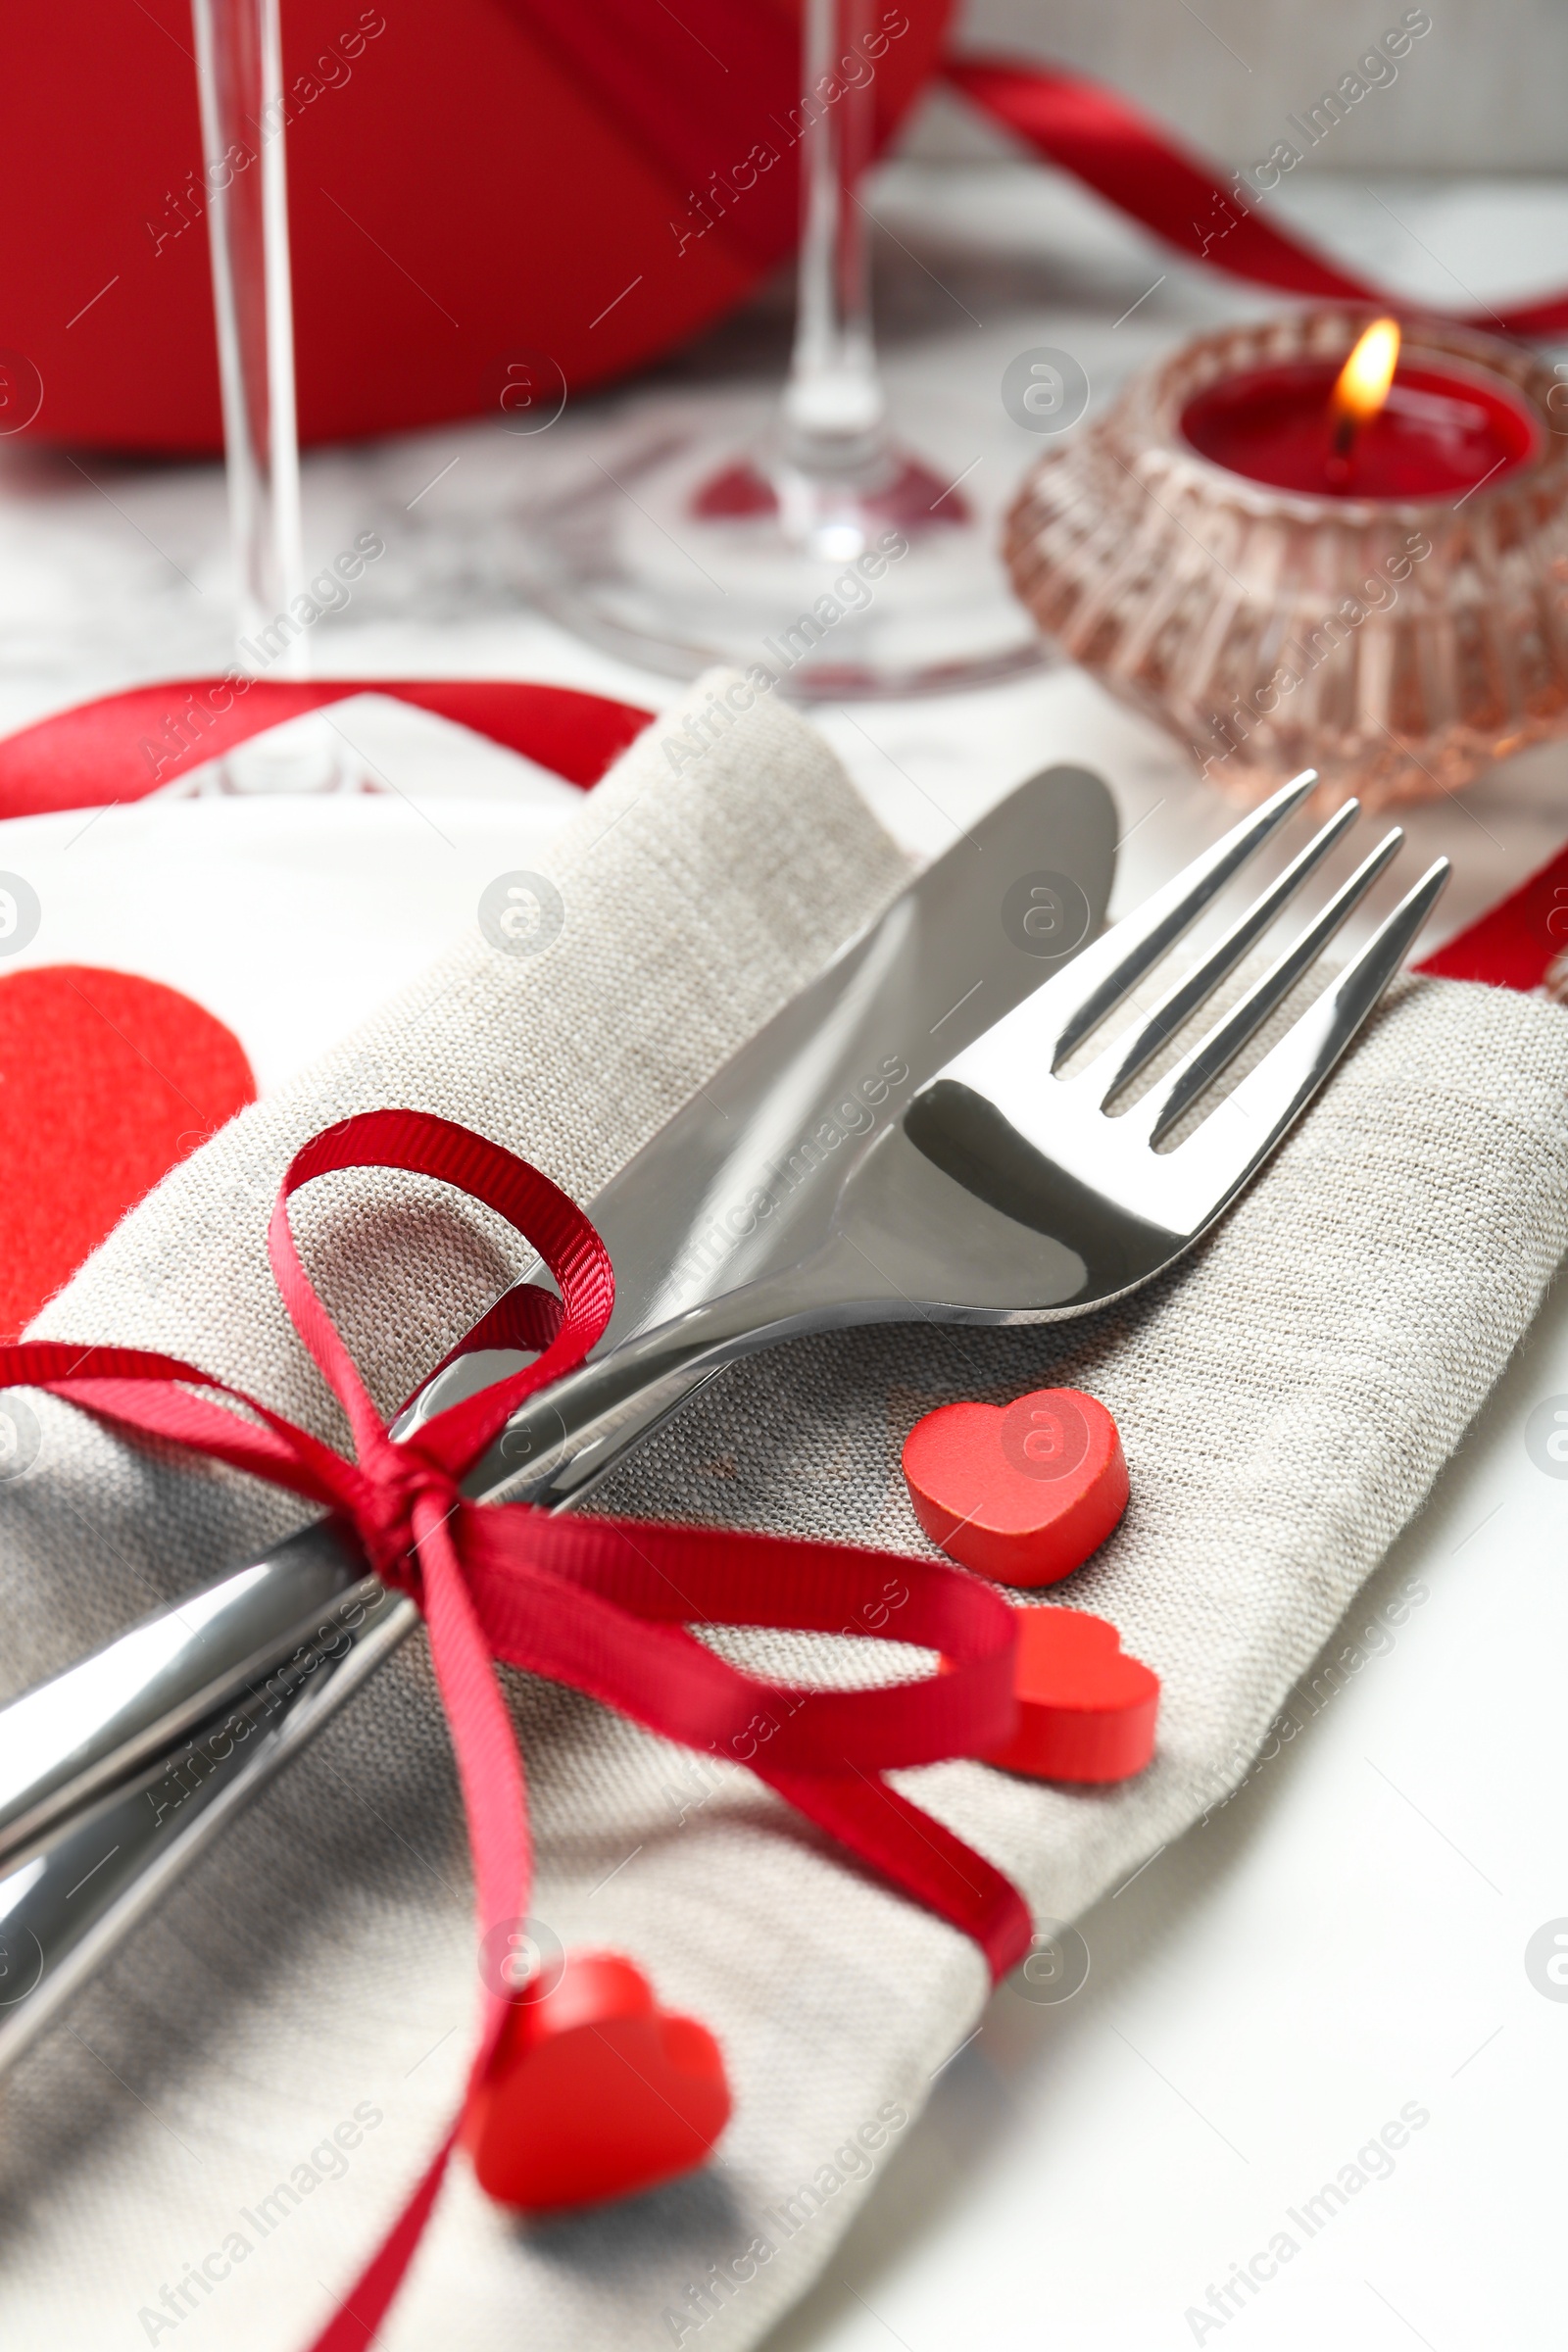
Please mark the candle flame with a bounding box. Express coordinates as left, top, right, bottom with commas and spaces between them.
1332, 318, 1400, 426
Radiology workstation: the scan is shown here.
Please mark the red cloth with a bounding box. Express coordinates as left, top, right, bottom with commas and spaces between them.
2, 0, 948, 450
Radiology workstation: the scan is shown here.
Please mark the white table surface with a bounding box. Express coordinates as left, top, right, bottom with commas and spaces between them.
2, 162, 1566, 2351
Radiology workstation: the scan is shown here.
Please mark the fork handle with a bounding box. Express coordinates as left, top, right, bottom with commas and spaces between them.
464, 1237, 883, 1507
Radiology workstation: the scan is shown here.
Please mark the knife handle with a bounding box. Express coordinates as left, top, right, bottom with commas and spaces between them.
0, 1517, 373, 1870
0, 1586, 416, 2074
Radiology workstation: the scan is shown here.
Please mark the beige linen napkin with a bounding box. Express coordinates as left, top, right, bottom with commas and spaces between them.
2, 676, 1566, 2352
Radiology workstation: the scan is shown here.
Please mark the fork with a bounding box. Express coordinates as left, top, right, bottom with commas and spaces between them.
0, 777, 1446, 2064
469, 775, 1446, 1504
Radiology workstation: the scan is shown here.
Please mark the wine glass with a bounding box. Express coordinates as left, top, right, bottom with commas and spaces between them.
524, 0, 1044, 699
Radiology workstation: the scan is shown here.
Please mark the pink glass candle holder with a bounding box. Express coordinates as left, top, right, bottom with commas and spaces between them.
1004, 309, 1568, 808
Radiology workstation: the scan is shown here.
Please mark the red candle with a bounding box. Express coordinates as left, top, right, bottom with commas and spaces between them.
1180, 320, 1540, 501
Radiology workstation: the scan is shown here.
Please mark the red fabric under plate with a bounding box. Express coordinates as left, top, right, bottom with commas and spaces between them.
1415, 842, 1568, 992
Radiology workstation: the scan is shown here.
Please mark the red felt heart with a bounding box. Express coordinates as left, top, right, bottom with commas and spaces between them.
462, 1952, 732, 2211
0, 964, 256, 1339
985, 1606, 1159, 1784
902, 1387, 1129, 1588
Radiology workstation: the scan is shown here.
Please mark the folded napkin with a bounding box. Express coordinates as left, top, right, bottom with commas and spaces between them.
3, 678, 1566, 2352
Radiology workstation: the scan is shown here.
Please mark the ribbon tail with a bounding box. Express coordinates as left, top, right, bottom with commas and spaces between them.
947, 54, 1568, 338
306, 2132, 459, 2352
304, 1500, 538, 2350
760, 1764, 1033, 1984
413, 1499, 534, 1986
949, 57, 1367, 302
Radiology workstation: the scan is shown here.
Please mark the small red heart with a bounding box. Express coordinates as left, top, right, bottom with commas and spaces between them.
987, 1607, 1159, 1783
902, 1387, 1129, 1588
461, 1951, 732, 2212
0, 964, 255, 1338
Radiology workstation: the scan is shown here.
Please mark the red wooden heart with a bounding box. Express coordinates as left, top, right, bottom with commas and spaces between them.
902, 1387, 1129, 1588
985, 1606, 1158, 1783
462, 1951, 732, 2211
0, 964, 255, 1340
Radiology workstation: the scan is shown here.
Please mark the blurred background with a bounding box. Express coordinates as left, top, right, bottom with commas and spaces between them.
931, 0, 1564, 167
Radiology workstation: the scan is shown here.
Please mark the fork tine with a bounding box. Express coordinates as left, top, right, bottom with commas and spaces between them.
1037, 770, 1319, 1070
1142, 824, 1405, 1143
1085, 797, 1362, 1105
1166, 856, 1451, 1193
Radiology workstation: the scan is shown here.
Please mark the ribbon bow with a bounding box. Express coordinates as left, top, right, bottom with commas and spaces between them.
1, 1107, 1030, 2347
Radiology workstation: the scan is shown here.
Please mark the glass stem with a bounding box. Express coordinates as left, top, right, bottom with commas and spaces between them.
191, 0, 307, 676
781, 0, 888, 483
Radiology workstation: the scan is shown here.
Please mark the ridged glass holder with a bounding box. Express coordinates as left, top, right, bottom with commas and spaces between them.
1004, 310, 1568, 808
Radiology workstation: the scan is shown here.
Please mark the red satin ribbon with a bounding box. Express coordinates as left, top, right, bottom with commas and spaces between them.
1415, 843, 1568, 991
949, 54, 1568, 338
1, 1107, 1029, 2347
0, 677, 651, 818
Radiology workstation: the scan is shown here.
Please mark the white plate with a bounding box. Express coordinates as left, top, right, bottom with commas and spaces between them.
0, 770, 579, 1095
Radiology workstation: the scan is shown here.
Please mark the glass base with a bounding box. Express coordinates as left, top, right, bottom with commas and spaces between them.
158, 710, 370, 798
522, 391, 1049, 700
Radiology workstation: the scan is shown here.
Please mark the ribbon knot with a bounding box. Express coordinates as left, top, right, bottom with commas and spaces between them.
354, 1437, 465, 1592
0, 1107, 1031, 2352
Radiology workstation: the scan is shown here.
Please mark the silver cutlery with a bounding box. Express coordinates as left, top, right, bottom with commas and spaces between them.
0, 759, 1116, 2054
0, 771, 1447, 2065
0, 761, 1116, 1858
